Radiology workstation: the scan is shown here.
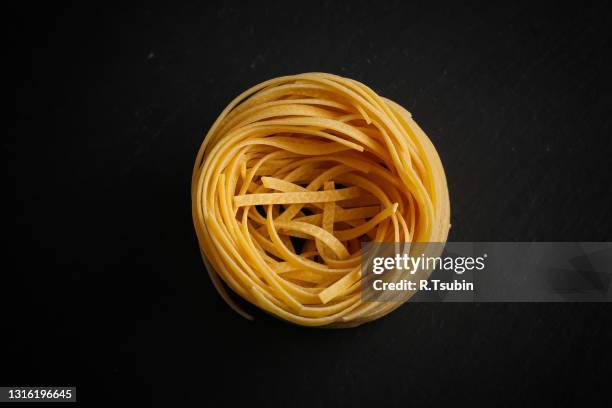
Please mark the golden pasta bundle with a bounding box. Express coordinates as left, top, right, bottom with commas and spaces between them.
192, 73, 450, 327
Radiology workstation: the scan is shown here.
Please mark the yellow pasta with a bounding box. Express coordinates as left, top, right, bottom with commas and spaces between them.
192, 73, 450, 327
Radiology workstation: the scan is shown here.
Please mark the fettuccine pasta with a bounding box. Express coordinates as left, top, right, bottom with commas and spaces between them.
192, 73, 450, 327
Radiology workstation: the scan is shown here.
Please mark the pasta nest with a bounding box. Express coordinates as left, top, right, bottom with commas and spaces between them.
192, 73, 450, 327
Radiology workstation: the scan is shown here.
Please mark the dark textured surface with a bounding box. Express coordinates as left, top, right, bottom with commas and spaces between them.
8, 1, 612, 406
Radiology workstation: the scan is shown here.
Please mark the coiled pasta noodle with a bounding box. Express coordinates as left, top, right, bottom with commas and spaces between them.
192, 73, 450, 327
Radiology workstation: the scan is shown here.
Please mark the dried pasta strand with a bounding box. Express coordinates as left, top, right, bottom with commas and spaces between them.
234, 186, 363, 207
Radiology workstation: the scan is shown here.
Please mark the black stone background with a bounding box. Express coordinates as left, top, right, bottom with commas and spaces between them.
7, 1, 612, 407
